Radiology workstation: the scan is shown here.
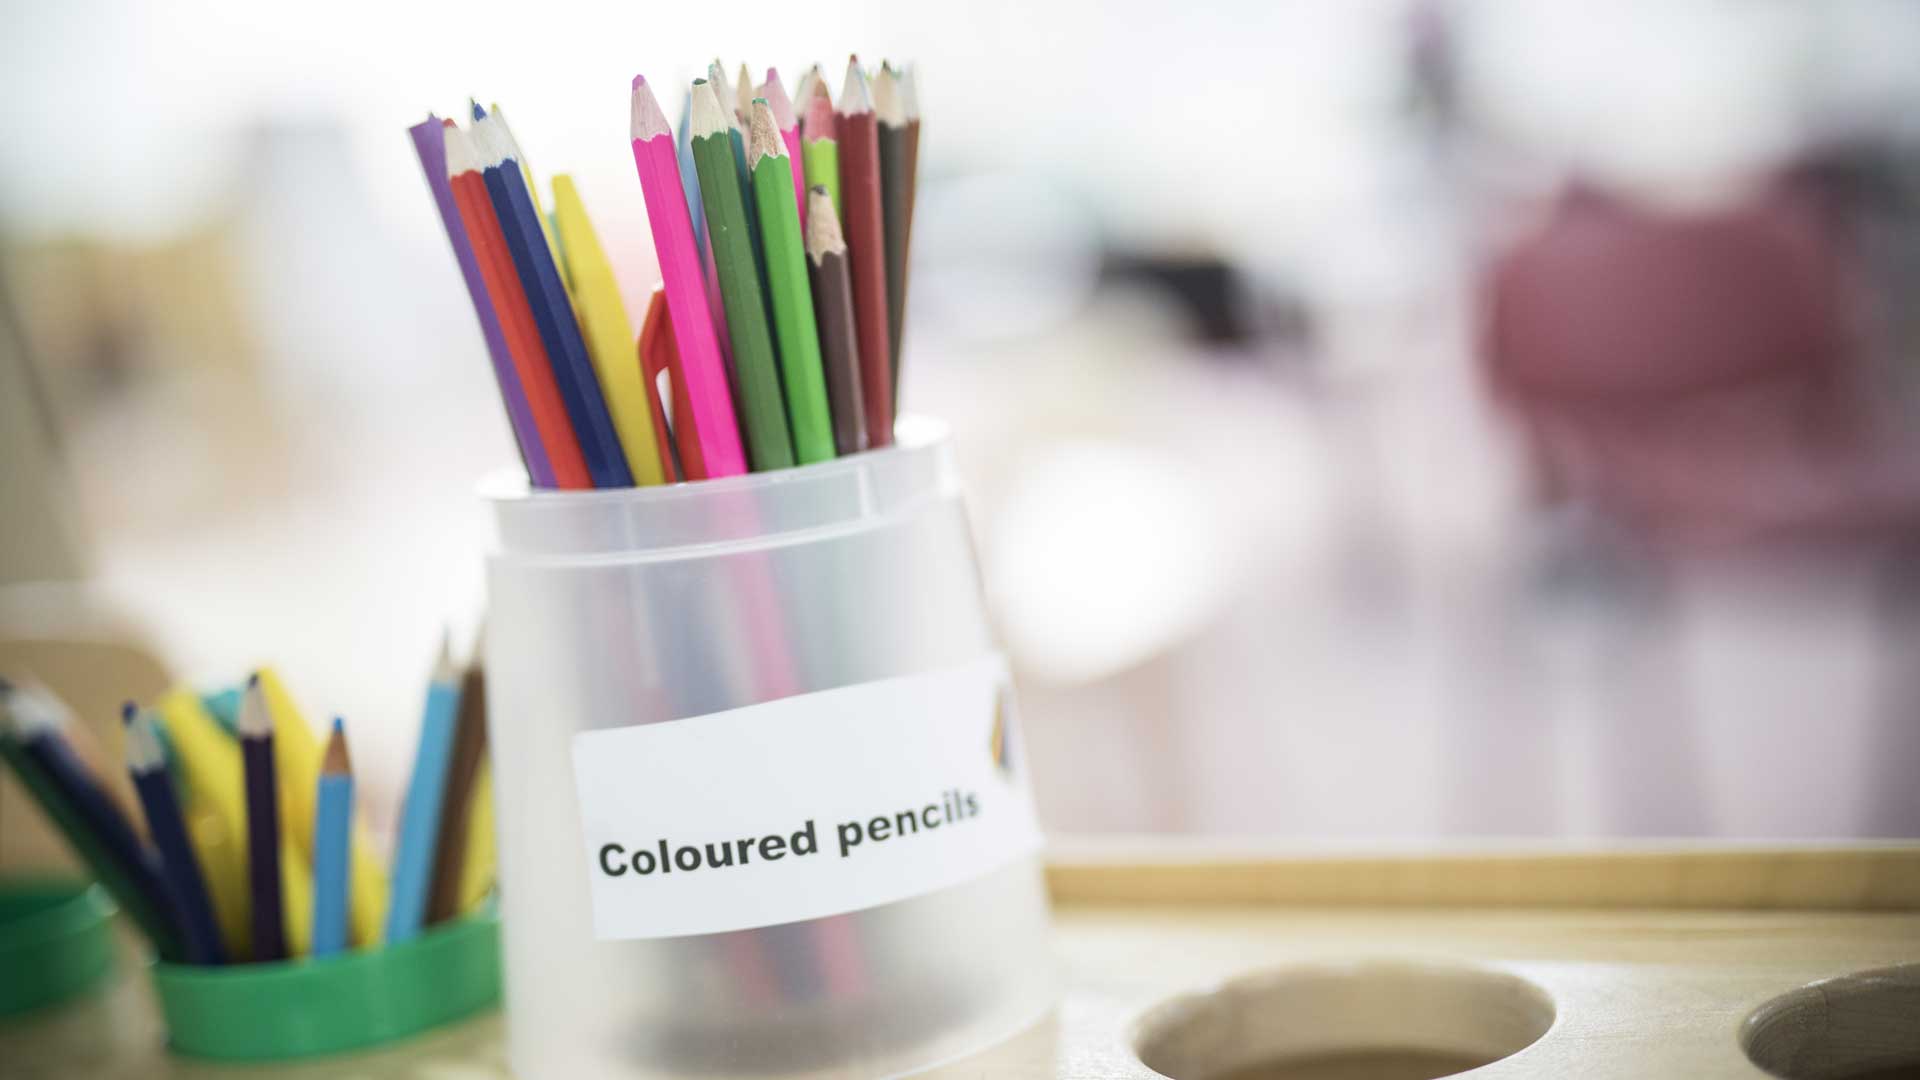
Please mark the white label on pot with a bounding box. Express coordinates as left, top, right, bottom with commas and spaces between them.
570, 655, 1043, 940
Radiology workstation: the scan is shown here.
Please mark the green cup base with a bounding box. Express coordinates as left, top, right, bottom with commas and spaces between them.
150, 910, 501, 1060
0, 878, 117, 1018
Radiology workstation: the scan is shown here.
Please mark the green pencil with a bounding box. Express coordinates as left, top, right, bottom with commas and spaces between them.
749, 99, 835, 464
691, 80, 794, 471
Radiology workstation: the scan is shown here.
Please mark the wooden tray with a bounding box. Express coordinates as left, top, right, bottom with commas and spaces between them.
4, 842, 1916, 1079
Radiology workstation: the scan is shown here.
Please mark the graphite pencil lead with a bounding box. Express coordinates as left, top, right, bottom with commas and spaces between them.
806, 186, 847, 262
747, 99, 784, 168
839, 58, 874, 115
630, 76, 672, 142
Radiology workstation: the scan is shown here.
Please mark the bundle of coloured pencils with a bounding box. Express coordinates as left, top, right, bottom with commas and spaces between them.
0, 645, 495, 967
413, 58, 922, 488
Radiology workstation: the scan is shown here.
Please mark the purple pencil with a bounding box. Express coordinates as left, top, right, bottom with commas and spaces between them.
239, 675, 286, 962
409, 116, 553, 487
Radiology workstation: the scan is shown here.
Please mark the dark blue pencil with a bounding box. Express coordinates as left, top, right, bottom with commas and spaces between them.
123, 703, 225, 965
471, 112, 632, 489
239, 675, 286, 962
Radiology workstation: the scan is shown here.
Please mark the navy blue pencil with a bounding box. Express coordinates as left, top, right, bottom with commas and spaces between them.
123, 704, 225, 965
239, 676, 287, 963
471, 111, 632, 489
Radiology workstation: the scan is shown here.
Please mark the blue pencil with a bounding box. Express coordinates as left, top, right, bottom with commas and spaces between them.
123, 704, 225, 965
676, 86, 707, 254
470, 111, 633, 489
310, 717, 354, 958
385, 636, 462, 943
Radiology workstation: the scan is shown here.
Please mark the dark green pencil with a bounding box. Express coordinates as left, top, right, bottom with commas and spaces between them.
691, 79, 793, 471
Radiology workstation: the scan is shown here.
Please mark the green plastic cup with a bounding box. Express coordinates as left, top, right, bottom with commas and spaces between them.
0, 878, 117, 1017
150, 909, 501, 1060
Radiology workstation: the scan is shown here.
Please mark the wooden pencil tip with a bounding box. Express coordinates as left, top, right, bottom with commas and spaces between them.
690, 79, 729, 138
747, 99, 784, 167
322, 718, 352, 775
238, 678, 272, 738
804, 92, 835, 141
873, 66, 906, 126
631, 78, 671, 142
805, 186, 847, 261
839, 60, 874, 114
121, 700, 137, 726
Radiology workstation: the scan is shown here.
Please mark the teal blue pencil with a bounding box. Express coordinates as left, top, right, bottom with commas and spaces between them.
384, 637, 461, 943
311, 717, 353, 957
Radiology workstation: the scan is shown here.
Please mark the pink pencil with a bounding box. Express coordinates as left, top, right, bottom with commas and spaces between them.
760, 68, 807, 229
631, 75, 747, 478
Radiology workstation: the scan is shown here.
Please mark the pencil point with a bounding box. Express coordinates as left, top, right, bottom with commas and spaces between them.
806, 185, 847, 261
747, 99, 784, 168
247, 672, 260, 689
839, 59, 874, 115
238, 678, 272, 738
631, 77, 671, 142
121, 701, 137, 725
690, 79, 729, 139
804, 92, 835, 142
873, 65, 905, 126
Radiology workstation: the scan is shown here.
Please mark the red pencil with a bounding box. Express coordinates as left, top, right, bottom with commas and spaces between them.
836, 58, 894, 447
639, 285, 705, 481
446, 123, 591, 488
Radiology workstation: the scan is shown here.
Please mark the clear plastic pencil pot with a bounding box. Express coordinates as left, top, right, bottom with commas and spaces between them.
482, 416, 1056, 1079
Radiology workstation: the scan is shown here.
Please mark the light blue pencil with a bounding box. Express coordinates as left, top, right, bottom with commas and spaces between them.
384, 636, 462, 944
677, 86, 706, 255
311, 717, 354, 957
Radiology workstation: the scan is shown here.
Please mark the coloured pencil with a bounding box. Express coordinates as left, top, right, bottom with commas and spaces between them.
254, 668, 367, 950
408, 117, 549, 487
709, 62, 762, 275
637, 287, 692, 481
238, 676, 287, 962
630, 76, 747, 478
124, 703, 224, 965
484, 102, 567, 281
152, 689, 258, 958
836, 58, 895, 446
310, 717, 353, 958
750, 100, 836, 464
426, 659, 488, 925
874, 64, 911, 399
692, 80, 796, 471
551, 174, 667, 485
802, 91, 841, 220
385, 636, 461, 944
760, 69, 808, 228
474, 112, 633, 489
446, 123, 593, 489
455, 757, 496, 912
806, 187, 870, 456
0, 682, 184, 960
900, 65, 922, 250
735, 63, 757, 126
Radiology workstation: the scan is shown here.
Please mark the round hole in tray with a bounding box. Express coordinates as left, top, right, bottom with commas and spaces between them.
1132, 960, 1555, 1080
1743, 963, 1920, 1080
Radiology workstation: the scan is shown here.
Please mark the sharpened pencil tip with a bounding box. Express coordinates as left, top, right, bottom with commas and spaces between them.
121, 701, 137, 725
247, 672, 260, 689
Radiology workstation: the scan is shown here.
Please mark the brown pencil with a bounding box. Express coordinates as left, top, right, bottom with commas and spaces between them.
835, 57, 893, 446
425, 658, 489, 924
874, 64, 911, 407
806, 186, 869, 456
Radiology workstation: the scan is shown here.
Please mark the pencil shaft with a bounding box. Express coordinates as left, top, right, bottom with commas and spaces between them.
725, 126, 764, 284
779, 128, 807, 227
837, 110, 894, 445
385, 677, 460, 943
878, 121, 911, 402
132, 765, 225, 964
241, 732, 286, 962
809, 248, 869, 456
694, 130, 795, 470
638, 287, 698, 480
552, 176, 666, 485
1, 736, 184, 959
753, 155, 836, 463
451, 169, 592, 488
483, 159, 634, 488
803, 138, 841, 220
311, 773, 353, 957
426, 665, 488, 924
631, 124, 747, 478
409, 119, 550, 486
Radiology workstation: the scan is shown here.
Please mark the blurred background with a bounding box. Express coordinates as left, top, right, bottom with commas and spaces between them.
4, 0, 1918, 845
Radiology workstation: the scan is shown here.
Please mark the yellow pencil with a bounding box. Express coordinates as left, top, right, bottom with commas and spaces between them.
153, 688, 313, 957
551, 174, 667, 485
257, 668, 389, 948
456, 758, 496, 913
